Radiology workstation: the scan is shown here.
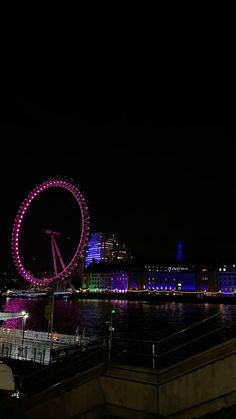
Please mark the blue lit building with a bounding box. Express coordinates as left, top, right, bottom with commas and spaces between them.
143, 264, 196, 291
85, 232, 132, 267
194, 265, 219, 292
82, 255, 224, 294
218, 263, 236, 295
83, 260, 197, 293
85, 232, 116, 267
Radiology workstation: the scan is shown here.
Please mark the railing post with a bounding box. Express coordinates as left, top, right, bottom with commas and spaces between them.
152, 343, 156, 369
33, 347, 36, 362
106, 308, 116, 363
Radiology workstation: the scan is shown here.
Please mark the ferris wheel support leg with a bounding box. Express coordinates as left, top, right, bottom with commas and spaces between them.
51, 236, 58, 275
52, 236, 66, 271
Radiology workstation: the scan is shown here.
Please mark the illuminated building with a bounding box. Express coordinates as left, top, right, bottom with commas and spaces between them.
195, 266, 219, 292
83, 251, 226, 294
218, 264, 236, 295
85, 232, 116, 267
83, 260, 197, 292
143, 264, 196, 291
112, 242, 132, 262
83, 262, 129, 292
85, 232, 132, 267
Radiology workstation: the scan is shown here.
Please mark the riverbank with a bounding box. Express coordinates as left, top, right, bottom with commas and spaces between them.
70, 291, 236, 304
2, 290, 236, 304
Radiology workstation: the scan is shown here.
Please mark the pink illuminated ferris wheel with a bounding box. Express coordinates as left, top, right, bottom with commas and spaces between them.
11, 178, 90, 287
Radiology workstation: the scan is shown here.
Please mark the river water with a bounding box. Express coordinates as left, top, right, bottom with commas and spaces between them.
1, 297, 236, 368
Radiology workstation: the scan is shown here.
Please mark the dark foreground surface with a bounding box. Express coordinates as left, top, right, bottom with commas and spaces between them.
198, 404, 236, 419
0, 356, 43, 376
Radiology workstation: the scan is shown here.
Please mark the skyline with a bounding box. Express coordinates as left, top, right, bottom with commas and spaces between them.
1, 11, 235, 271
2, 150, 236, 273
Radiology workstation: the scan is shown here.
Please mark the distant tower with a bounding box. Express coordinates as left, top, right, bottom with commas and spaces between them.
177, 240, 183, 264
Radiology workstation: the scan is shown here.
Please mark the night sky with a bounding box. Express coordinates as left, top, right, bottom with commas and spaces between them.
1, 9, 235, 272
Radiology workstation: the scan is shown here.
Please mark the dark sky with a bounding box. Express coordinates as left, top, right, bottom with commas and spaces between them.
0, 9, 235, 272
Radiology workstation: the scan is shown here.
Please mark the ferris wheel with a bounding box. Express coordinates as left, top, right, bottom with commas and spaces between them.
11, 178, 90, 287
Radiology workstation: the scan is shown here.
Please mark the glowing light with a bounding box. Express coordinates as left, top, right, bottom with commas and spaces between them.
11, 178, 90, 287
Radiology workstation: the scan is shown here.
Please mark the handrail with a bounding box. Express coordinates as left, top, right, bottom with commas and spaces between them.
156, 311, 223, 344
111, 311, 224, 346
109, 311, 236, 369
157, 325, 226, 359
18, 348, 106, 397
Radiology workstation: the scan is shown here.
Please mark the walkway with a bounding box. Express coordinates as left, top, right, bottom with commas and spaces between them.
0, 326, 99, 364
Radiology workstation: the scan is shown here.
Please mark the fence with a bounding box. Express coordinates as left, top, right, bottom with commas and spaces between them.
0, 327, 97, 365
110, 311, 236, 369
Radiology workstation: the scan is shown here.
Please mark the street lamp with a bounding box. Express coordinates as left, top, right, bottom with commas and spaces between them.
21, 311, 29, 345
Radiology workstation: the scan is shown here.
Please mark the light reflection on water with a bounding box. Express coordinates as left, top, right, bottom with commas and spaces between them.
2, 297, 236, 369
1, 298, 236, 344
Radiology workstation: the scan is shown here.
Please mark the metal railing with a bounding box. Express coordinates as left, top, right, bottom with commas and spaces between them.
108, 310, 236, 369
0, 327, 100, 365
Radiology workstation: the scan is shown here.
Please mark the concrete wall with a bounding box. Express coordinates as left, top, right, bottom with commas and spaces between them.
102, 338, 236, 418
158, 337, 236, 418
26, 377, 105, 419
21, 336, 236, 419
23, 364, 106, 419
100, 365, 158, 418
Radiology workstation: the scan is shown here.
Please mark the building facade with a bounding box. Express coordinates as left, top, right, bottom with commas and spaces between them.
85, 232, 132, 267
83, 261, 197, 293
82, 262, 129, 292
143, 264, 196, 292
218, 263, 236, 295
82, 255, 236, 295
85, 232, 116, 267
